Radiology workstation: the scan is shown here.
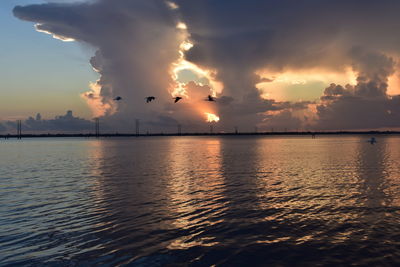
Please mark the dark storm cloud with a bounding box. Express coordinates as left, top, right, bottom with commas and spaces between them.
177, 0, 400, 70
320, 84, 352, 101
175, 0, 400, 129
316, 50, 400, 130
316, 95, 400, 130
13, 0, 400, 130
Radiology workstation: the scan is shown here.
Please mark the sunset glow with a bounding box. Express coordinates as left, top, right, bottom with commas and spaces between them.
35, 24, 75, 42
170, 58, 222, 98
205, 112, 220, 123
170, 38, 223, 99
81, 81, 115, 117
176, 22, 187, 30
256, 68, 358, 102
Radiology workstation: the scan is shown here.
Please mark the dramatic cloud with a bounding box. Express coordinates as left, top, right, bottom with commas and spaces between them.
315, 49, 400, 130
176, 0, 400, 130
13, 0, 400, 131
14, 0, 188, 132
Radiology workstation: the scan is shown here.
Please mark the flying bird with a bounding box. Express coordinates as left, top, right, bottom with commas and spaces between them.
173, 96, 183, 103
205, 95, 216, 102
145, 96, 156, 103
113, 96, 122, 101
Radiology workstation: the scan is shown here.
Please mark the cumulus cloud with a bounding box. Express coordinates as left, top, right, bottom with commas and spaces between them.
13, 0, 400, 131
175, 0, 400, 130
315, 50, 400, 130
14, 0, 186, 132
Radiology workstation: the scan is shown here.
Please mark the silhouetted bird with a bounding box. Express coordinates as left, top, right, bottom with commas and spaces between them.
368, 137, 377, 144
145, 96, 156, 103
173, 96, 183, 103
113, 96, 122, 101
205, 95, 216, 102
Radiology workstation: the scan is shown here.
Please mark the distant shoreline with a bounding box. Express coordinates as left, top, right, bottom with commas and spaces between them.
1, 131, 400, 139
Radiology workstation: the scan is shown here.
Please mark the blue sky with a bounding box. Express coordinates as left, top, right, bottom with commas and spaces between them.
0, 0, 97, 120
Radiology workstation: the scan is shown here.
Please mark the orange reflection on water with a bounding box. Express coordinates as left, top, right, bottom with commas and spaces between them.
251, 136, 393, 244
164, 138, 225, 249
85, 140, 113, 228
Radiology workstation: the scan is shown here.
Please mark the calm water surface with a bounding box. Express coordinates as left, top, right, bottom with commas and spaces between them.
1, 136, 400, 266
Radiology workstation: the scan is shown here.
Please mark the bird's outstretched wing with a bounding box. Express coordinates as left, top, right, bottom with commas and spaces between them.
205, 95, 215, 101
174, 97, 182, 103
145, 96, 156, 103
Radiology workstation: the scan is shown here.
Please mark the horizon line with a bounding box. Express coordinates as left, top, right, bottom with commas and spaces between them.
2, 130, 400, 139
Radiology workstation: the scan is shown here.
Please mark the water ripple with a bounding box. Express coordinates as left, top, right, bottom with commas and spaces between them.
1, 136, 400, 265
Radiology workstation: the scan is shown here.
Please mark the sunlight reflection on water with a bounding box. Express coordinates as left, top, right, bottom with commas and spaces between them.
1, 136, 400, 265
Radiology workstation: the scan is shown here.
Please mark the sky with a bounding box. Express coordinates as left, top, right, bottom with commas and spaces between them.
2, 0, 400, 132
0, 0, 97, 121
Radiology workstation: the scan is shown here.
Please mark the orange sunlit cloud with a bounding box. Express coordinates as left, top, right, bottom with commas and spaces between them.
205, 112, 220, 122
81, 81, 115, 117
183, 82, 220, 122
256, 68, 358, 102
388, 72, 400, 96
168, 37, 224, 123
170, 38, 223, 98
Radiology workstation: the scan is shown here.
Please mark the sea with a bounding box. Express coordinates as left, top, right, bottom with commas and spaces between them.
1, 135, 400, 266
